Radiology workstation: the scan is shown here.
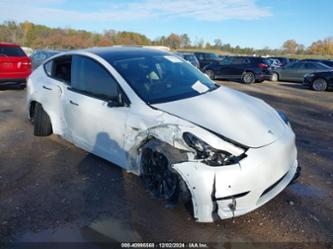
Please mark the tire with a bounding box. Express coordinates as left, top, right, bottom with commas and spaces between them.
312, 78, 328, 91
33, 103, 52, 136
205, 70, 215, 80
141, 142, 190, 205
242, 72, 255, 84
271, 72, 279, 82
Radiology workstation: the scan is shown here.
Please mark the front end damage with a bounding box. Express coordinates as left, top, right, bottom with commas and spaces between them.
122, 111, 299, 223
172, 128, 299, 222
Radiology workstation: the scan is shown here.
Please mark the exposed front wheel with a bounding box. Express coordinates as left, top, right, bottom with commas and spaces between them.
33, 103, 52, 136
141, 148, 179, 201
312, 78, 328, 91
140, 143, 190, 206
242, 72, 255, 84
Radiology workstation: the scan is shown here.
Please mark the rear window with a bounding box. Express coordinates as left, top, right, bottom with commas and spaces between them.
0, 46, 26, 57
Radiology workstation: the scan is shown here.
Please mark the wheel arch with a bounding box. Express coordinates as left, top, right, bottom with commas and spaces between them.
312, 77, 328, 91
28, 100, 57, 133
28, 100, 38, 120
242, 70, 256, 77
138, 137, 189, 175
139, 137, 192, 204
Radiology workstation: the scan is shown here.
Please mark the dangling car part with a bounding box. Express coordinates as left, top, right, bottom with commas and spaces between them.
26, 47, 300, 222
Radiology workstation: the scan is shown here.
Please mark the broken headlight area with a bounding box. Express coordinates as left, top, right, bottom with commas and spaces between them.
182, 132, 247, 166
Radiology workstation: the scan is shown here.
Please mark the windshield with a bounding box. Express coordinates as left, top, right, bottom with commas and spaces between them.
110, 55, 218, 104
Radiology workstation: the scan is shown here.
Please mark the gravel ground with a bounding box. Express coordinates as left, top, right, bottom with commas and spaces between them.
0, 81, 332, 248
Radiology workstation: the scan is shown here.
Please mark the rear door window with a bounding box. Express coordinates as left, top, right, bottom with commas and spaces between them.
0, 46, 26, 57
44, 55, 72, 84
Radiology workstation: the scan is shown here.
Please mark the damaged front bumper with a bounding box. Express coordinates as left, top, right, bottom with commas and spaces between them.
172, 129, 298, 222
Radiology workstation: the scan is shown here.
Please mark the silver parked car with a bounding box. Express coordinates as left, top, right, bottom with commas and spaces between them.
272, 61, 331, 82
30, 50, 60, 70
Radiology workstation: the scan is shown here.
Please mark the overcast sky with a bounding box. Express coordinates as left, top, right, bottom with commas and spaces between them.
0, 0, 332, 49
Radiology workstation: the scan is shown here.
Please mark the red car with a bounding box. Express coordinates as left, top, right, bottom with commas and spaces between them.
0, 42, 32, 84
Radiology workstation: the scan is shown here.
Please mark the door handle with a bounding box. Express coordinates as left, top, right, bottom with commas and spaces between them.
69, 100, 79, 106
42, 85, 52, 91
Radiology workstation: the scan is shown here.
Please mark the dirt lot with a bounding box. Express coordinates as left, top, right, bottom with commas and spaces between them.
0, 81, 332, 248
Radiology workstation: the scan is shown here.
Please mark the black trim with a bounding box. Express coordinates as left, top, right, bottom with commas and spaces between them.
260, 172, 288, 197
214, 191, 250, 201
0, 78, 26, 83
67, 87, 130, 107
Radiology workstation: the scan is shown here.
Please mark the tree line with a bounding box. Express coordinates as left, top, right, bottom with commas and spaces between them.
0, 21, 332, 56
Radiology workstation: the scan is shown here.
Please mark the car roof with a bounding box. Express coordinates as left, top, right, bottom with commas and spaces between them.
0, 42, 20, 47
85, 46, 169, 62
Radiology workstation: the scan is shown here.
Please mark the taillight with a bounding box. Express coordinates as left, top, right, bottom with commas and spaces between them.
258, 63, 268, 70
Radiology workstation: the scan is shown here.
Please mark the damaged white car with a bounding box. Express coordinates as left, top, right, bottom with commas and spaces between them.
26, 47, 300, 222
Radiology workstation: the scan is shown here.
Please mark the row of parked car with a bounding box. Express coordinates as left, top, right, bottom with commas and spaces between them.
176, 51, 333, 91
0, 42, 332, 92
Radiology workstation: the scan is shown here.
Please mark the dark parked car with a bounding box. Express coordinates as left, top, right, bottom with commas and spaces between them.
272, 61, 331, 82
302, 59, 333, 68
0, 42, 31, 84
192, 52, 221, 69
175, 52, 200, 68
303, 71, 333, 91
203, 56, 272, 84
30, 49, 60, 70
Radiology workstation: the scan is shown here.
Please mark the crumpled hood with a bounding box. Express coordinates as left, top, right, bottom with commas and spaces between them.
153, 86, 286, 148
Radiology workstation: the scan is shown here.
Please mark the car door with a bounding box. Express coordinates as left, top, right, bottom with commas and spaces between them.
63, 55, 129, 167
226, 57, 244, 79
41, 57, 70, 138
280, 62, 302, 81
294, 63, 315, 82
213, 57, 230, 79
216, 57, 236, 79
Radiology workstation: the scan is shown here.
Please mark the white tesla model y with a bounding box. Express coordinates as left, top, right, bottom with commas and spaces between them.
26, 47, 300, 222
